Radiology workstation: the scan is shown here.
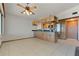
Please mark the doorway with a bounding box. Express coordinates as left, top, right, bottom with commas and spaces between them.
66, 18, 78, 40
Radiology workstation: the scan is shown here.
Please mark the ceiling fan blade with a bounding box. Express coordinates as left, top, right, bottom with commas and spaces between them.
32, 12, 35, 15
17, 3, 25, 9
30, 11, 35, 15
33, 6, 37, 9
21, 10, 25, 14
30, 6, 37, 11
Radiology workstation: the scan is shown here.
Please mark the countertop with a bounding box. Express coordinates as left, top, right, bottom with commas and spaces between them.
32, 29, 54, 32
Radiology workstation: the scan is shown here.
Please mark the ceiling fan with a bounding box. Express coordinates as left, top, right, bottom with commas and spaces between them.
17, 3, 37, 15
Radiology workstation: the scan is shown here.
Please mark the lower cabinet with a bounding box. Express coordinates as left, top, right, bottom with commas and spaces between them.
49, 32, 55, 42
33, 31, 55, 42
43, 32, 47, 40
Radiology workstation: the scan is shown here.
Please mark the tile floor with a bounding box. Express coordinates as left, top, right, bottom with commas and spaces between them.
0, 38, 79, 56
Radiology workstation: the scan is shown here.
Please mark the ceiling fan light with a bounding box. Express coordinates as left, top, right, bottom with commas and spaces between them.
17, 3, 37, 15
27, 12, 30, 15
25, 10, 30, 15
29, 12, 32, 14
23, 12, 26, 14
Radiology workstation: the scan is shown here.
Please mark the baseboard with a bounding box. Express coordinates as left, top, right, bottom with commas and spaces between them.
2, 35, 34, 41
2, 37, 34, 43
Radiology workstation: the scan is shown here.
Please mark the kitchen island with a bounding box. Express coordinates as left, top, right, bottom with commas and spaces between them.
32, 30, 57, 43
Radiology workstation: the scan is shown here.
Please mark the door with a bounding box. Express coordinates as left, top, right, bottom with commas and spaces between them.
66, 19, 78, 39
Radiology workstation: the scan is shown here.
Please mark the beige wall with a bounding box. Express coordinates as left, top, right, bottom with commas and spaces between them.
57, 5, 79, 19
3, 14, 34, 41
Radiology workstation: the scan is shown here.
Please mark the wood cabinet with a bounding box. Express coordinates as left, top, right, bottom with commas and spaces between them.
32, 16, 57, 29
33, 31, 55, 42
43, 32, 48, 40
48, 32, 55, 42
32, 16, 57, 42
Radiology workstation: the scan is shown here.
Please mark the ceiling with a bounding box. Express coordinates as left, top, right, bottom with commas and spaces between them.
4, 3, 79, 20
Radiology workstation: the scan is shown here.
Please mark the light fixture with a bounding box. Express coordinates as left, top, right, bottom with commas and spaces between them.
23, 11, 26, 14
25, 10, 30, 15
29, 12, 32, 14
17, 3, 37, 15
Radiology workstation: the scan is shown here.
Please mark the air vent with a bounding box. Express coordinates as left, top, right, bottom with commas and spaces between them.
72, 12, 78, 15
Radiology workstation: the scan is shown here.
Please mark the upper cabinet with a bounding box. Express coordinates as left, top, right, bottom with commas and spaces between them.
32, 20, 37, 26
32, 16, 57, 29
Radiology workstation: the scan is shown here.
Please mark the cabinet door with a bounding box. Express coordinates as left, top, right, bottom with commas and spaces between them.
43, 32, 49, 40
49, 32, 55, 42
40, 32, 44, 40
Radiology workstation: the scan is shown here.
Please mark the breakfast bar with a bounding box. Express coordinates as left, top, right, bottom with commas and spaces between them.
32, 29, 57, 42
